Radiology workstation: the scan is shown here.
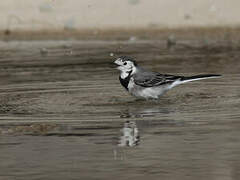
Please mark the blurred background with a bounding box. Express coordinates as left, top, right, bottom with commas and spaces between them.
1, 0, 240, 39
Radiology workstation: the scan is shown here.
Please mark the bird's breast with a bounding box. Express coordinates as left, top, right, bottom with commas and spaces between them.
119, 76, 130, 90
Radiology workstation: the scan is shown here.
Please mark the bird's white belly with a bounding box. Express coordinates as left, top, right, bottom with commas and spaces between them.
139, 87, 166, 99
128, 78, 168, 99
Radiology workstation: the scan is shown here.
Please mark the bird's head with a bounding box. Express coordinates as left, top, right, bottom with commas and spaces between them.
114, 56, 138, 78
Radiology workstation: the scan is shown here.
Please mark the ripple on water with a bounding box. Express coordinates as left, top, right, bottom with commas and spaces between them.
0, 40, 240, 180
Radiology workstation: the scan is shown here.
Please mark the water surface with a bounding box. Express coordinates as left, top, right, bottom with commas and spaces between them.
0, 40, 240, 180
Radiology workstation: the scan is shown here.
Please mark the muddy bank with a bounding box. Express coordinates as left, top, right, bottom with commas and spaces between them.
1, 27, 240, 41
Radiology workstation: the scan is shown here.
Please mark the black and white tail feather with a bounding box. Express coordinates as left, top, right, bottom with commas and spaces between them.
114, 56, 221, 100
180, 74, 221, 84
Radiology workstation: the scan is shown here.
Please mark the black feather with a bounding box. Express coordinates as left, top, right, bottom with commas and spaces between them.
119, 70, 132, 90
119, 56, 138, 66
180, 74, 221, 81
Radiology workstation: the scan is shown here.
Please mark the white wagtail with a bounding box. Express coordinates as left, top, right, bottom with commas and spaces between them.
114, 56, 221, 100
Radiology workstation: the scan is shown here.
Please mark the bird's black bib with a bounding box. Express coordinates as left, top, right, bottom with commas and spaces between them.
119, 71, 132, 91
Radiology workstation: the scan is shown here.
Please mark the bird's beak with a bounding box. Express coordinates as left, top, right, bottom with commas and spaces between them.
114, 58, 121, 66
114, 58, 122, 69
114, 59, 123, 71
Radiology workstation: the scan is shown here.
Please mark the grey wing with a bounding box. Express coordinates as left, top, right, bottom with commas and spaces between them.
133, 72, 182, 87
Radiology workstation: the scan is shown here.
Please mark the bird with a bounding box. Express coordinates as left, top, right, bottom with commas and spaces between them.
114, 56, 221, 100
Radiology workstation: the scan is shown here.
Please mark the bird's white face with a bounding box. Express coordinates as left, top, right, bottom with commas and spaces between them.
114, 57, 137, 79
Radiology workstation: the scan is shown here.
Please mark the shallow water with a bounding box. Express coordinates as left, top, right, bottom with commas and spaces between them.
0, 40, 240, 180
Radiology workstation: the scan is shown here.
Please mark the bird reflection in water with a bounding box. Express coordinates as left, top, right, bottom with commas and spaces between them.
118, 121, 140, 147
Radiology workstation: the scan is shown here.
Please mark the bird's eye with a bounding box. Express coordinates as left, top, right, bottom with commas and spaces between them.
123, 62, 127, 65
